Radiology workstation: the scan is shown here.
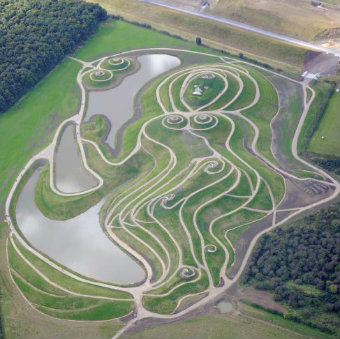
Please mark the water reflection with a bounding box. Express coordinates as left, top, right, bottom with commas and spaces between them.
55, 124, 97, 193
16, 169, 145, 284
86, 54, 180, 147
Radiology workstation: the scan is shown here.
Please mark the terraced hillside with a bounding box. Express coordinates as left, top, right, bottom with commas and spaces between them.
5, 48, 339, 338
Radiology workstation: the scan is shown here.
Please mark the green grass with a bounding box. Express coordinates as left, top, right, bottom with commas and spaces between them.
240, 301, 337, 339
0, 18, 221, 215
241, 67, 279, 166
83, 70, 115, 88
246, 179, 273, 211
121, 305, 311, 339
206, 71, 241, 110
90, 1, 307, 71
0, 15, 326, 336
100, 57, 133, 71
72, 19, 221, 62
8, 237, 133, 321
0, 59, 81, 211
183, 73, 226, 109
80, 115, 114, 160
36, 300, 132, 321
11, 236, 132, 298
143, 271, 209, 314
0, 223, 125, 339
307, 91, 340, 157
35, 165, 103, 220
227, 71, 257, 111
227, 116, 285, 204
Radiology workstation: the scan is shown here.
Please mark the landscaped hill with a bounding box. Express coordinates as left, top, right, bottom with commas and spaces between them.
0, 0, 107, 113
243, 203, 340, 336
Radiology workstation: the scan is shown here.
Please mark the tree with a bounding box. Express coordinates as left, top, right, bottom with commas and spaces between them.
0, 0, 107, 113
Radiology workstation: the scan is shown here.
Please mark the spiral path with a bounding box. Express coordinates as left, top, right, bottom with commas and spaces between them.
4, 48, 339, 338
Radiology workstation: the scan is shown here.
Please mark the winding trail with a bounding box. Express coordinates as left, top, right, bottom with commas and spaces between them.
4, 48, 339, 339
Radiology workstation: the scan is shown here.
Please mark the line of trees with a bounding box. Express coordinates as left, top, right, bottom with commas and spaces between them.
243, 203, 340, 334
0, 0, 107, 113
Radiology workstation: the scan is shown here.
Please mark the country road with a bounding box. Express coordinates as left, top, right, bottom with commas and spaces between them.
140, 0, 340, 57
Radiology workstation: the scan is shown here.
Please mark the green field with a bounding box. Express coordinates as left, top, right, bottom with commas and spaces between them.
121, 307, 312, 339
1, 15, 338, 339
89, 0, 308, 72
307, 91, 340, 157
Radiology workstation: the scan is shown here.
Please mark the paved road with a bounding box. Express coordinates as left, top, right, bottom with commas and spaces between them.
141, 0, 340, 57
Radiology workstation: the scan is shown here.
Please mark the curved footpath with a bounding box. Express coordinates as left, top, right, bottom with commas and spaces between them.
3, 48, 339, 339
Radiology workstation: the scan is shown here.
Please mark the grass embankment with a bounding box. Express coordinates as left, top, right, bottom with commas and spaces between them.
226, 70, 256, 110
241, 66, 279, 166
298, 80, 334, 154
0, 223, 124, 339
200, 115, 284, 268
117, 119, 213, 280
72, 19, 221, 62
307, 90, 340, 157
10, 235, 131, 299
0, 59, 81, 211
183, 73, 226, 109
81, 115, 114, 159
101, 57, 133, 71
7, 238, 133, 321
87, 2, 307, 72
299, 80, 339, 173
83, 70, 115, 88
206, 71, 240, 110
35, 165, 102, 220
121, 303, 312, 339
206, 0, 339, 41
142, 271, 209, 314
35, 137, 154, 220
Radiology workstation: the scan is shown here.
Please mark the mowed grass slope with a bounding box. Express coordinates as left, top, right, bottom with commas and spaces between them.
121, 308, 312, 339
307, 91, 340, 157
87, 0, 307, 71
73, 19, 220, 61
206, 0, 339, 41
0, 59, 81, 211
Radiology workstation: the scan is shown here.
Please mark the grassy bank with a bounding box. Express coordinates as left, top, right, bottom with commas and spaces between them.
121, 304, 312, 339
307, 89, 340, 157
87, 1, 307, 72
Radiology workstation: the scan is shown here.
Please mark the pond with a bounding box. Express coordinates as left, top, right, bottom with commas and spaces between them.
16, 168, 146, 285
86, 54, 180, 148
216, 301, 234, 313
55, 123, 98, 193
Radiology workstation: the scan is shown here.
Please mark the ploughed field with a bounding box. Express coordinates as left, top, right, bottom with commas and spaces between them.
5, 48, 339, 336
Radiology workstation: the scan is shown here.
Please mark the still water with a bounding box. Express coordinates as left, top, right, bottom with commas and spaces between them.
55, 124, 97, 193
86, 54, 180, 147
16, 169, 145, 284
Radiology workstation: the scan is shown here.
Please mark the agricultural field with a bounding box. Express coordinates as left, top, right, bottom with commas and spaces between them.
1, 17, 339, 339
308, 89, 340, 157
